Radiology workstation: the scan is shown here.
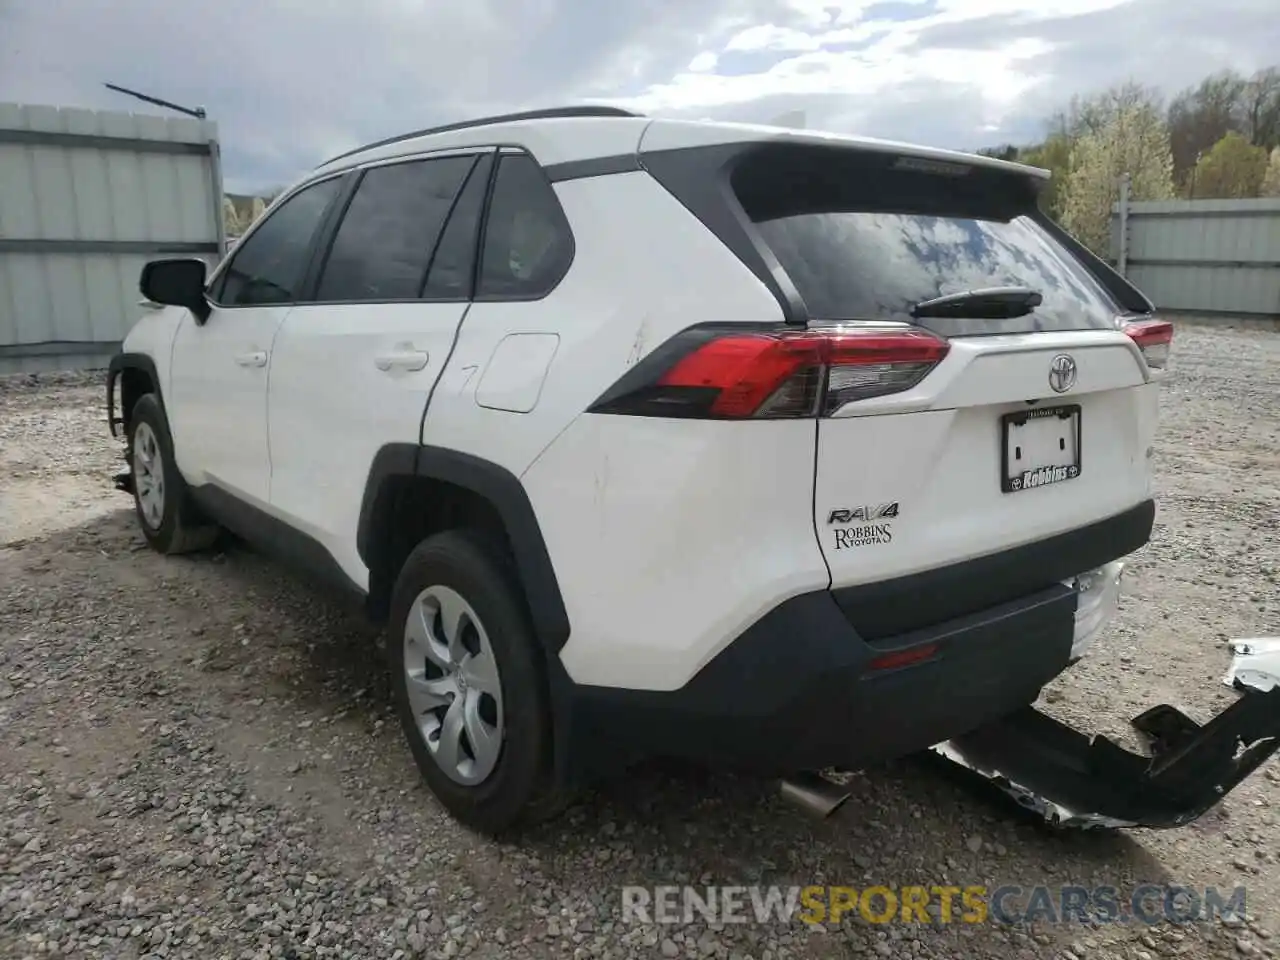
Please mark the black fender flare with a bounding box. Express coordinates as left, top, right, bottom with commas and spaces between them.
106, 352, 164, 438
357, 443, 571, 655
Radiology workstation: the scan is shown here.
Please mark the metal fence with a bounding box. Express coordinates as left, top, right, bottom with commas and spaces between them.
1112, 194, 1280, 324
0, 102, 225, 375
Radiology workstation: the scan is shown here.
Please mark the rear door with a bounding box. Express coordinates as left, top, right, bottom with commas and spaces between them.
736, 148, 1161, 595
266, 149, 494, 588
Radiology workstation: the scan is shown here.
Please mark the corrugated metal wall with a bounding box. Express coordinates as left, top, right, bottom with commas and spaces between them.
1111, 198, 1280, 323
0, 103, 225, 375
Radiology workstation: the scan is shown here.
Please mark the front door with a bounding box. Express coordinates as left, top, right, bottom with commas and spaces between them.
166, 176, 344, 506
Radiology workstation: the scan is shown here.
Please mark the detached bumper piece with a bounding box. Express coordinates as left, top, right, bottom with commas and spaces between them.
933, 686, 1280, 829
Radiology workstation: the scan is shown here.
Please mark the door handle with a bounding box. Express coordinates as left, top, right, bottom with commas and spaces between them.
374, 349, 430, 372
234, 351, 268, 368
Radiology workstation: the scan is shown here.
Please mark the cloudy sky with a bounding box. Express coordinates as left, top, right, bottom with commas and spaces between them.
3, 0, 1277, 194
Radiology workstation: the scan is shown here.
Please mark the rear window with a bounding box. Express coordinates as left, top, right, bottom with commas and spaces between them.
734, 146, 1122, 336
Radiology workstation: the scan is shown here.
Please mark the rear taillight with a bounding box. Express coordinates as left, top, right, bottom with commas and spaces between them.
588, 324, 950, 419
1123, 319, 1173, 371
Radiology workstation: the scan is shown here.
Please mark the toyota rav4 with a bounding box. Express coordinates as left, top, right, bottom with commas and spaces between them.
107, 106, 1280, 835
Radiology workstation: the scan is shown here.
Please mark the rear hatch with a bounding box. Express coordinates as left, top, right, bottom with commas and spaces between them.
727, 142, 1167, 632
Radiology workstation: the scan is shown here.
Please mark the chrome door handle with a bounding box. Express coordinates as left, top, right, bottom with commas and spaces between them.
234, 351, 268, 367
374, 350, 430, 372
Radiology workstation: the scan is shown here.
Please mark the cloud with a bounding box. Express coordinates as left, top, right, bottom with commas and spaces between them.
610, 0, 1280, 150
1, 0, 1276, 192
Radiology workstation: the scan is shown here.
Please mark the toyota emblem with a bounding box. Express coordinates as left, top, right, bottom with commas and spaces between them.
1048, 354, 1077, 393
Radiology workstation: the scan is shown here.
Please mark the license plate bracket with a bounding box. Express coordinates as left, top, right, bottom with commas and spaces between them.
1000, 403, 1082, 494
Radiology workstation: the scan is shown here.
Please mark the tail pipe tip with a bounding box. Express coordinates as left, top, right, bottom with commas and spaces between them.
778, 772, 852, 819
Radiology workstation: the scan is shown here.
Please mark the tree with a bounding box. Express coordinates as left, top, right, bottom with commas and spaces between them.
1060, 103, 1175, 257
1261, 147, 1280, 197
1164, 67, 1280, 190
1166, 70, 1248, 185
1189, 132, 1269, 198
1049, 80, 1166, 142
1241, 67, 1280, 150
976, 144, 1019, 161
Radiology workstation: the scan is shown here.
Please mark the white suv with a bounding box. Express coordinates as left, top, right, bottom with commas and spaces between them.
107, 106, 1279, 835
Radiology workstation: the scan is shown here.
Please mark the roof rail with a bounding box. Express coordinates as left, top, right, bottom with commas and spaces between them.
316, 105, 644, 168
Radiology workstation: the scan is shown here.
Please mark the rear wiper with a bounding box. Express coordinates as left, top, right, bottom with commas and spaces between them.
910, 286, 1043, 320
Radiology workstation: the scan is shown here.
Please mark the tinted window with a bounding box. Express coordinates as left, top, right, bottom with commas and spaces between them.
422, 153, 493, 300
731, 144, 1119, 336
476, 154, 573, 299
315, 156, 475, 302
754, 213, 1120, 335
214, 178, 341, 306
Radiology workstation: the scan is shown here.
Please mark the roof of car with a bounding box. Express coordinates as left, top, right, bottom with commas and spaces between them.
308, 105, 1049, 183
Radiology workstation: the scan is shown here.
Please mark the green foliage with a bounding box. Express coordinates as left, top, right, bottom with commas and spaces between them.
972, 64, 1279, 243
1189, 132, 1270, 198
1060, 102, 1175, 256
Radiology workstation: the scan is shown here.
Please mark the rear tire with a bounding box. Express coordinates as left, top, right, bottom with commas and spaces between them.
388, 529, 566, 835
126, 394, 219, 555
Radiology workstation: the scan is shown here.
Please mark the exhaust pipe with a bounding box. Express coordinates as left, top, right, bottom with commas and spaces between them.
778, 772, 851, 819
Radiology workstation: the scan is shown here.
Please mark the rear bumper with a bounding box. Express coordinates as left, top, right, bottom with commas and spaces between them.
936, 687, 1280, 829
569, 583, 1077, 777
560, 500, 1155, 780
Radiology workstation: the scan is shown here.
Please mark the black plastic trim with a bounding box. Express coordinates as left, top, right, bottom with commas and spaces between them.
1032, 209, 1155, 316
189, 484, 367, 601
296, 167, 364, 302
544, 154, 643, 182
835, 499, 1156, 641
317, 106, 643, 168
640, 143, 809, 325
106, 352, 163, 438
356, 443, 570, 653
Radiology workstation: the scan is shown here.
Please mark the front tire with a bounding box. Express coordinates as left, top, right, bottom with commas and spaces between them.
126, 394, 219, 555
389, 530, 563, 835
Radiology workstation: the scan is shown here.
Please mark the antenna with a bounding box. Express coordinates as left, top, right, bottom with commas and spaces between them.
104, 82, 207, 120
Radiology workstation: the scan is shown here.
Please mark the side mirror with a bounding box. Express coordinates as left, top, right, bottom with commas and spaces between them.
139, 258, 211, 324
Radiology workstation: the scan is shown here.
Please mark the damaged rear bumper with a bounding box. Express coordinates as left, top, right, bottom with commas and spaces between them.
933, 673, 1280, 830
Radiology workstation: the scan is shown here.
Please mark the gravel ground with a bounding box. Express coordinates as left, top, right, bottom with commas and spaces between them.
1, 324, 1278, 960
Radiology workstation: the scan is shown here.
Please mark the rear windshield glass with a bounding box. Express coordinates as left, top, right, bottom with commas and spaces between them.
753, 211, 1120, 336
730, 145, 1121, 336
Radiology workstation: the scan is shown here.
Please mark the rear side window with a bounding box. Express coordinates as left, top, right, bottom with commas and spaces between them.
735, 147, 1121, 336
315, 155, 476, 302
213, 177, 341, 306
476, 154, 573, 300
